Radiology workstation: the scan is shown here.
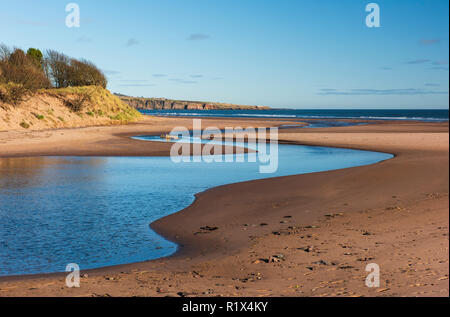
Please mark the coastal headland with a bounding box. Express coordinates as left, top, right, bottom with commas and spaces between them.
117, 95, 270, 111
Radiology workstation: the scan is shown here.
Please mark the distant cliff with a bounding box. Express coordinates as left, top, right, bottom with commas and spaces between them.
117, 95, 269, 111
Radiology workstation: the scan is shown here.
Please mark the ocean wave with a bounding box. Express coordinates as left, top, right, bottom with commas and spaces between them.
140, 110, 448, 122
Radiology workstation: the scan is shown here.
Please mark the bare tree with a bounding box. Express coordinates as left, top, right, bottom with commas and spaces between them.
45, 50, 71, 88
69, 59, 107, 88
45, 50, 107, 88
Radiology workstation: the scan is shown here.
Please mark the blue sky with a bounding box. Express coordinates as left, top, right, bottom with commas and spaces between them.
0, 0, 448, 109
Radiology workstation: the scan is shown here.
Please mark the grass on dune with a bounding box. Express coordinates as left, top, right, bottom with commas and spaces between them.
41, 86, 142, 123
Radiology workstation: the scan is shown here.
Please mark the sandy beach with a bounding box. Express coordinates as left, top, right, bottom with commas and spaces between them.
0, 116, 448, 297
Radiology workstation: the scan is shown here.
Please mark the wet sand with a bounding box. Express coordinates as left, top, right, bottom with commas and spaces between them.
0, 117, 448, 297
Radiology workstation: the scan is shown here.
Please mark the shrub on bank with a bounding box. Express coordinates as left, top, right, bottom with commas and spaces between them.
0, 44, 108, 106
19, 121, 30, 129
0, 47, 51, 90
0, 44, 141, 127
45, 50, 107, 89
0, 46, 51, 105
0, 82, 29, 106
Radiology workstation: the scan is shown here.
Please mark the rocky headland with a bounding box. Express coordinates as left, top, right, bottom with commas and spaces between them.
117, 95, 270, 111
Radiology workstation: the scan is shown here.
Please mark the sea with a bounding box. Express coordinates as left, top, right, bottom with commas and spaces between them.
139, 109, 449, 122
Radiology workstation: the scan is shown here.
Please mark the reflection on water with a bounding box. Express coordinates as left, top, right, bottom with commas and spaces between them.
0, 144, 392, 276
0, 157, 106, 190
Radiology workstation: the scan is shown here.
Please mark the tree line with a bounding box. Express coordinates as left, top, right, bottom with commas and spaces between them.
0, 45, 107, 105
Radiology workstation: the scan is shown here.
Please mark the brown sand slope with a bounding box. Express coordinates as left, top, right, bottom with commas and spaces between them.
0, 119, 448, 297
0, 86, 141, 132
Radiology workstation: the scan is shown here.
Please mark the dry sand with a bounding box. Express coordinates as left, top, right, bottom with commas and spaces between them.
0, 117, 448, 297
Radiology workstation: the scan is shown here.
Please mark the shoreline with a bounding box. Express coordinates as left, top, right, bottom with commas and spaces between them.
0, 118, 392, 280
0, 117, 448, 296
